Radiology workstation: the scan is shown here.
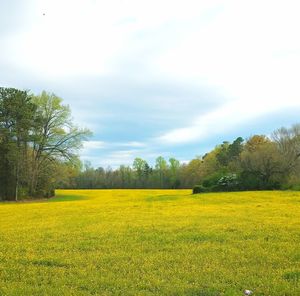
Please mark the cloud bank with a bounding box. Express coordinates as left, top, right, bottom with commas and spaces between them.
1, 0, 300, 167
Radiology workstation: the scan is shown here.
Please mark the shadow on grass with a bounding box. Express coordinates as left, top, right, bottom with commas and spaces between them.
283, 271, 300, 282
0, 194, 87, 204
48, 194, 87, 202
183, 288, 219, 296
145, 194, 182, 202
179, 232, 226, 243
17, 258, 70, 268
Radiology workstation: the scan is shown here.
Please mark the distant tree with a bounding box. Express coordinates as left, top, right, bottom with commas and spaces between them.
180, 158, 203, 188
216, 141, 230, 166
169, 158, 180, 188
202, 149, 222, 176
272, 124, 300, 173
244, 135, 269, 152
240, 139, 285, 189
228, 137, 244, 160
142, 162, 152, 187
155, 156, 168, 188
133, 158, 145, 187
55, 158, 82, 189
132, 158, 151, 187
216, 137, 244, 168
119, 165, 133, 188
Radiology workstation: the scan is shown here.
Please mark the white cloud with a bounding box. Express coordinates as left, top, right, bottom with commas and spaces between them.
119, 141, 146, 148
158, 97, 300, 144
82, 149, 139, 168
81, 141, 106, 154
151, 0, 300, 144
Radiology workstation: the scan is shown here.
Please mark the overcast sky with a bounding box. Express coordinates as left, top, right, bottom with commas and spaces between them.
1, 0, 300, 168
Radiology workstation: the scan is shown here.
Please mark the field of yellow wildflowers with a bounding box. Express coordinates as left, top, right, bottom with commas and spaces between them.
0, 190, 299, 295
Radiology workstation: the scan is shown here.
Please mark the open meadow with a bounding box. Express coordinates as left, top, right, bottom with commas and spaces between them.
0, 190, 299, 296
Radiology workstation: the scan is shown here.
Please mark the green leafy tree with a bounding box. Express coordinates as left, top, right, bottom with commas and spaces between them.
216, 141, 230, 166
169, 157, 180, 188
0, 88, 91, 200
240, 139, 284, 189
0, 88, 36, 200
155, 156, 168, 188
133, 158, 151, 187
29, 91, 91, 196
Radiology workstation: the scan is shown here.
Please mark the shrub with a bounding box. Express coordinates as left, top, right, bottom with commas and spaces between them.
193, 185, 207, 194
217, 173, 239, 191
200, 172, 240, 192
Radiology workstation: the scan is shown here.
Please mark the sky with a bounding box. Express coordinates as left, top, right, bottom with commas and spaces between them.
1, 0, 300, 168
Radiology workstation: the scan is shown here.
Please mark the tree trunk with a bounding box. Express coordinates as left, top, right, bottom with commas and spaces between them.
15, 164, 19, 201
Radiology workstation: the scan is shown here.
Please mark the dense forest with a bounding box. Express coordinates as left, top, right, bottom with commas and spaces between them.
62, 126, 300, 192
1, 87, 300, 200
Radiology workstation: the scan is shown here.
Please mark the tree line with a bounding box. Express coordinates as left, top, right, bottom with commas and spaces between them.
0, 87, 90, 201
61, 156, 183, 189
2, 87, 300, 200
62, 125, 300, 192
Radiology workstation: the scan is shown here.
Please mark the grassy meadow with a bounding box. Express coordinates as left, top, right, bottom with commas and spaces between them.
0, 190, 299, 296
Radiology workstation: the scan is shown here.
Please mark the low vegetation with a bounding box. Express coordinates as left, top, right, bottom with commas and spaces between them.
0, 190, 299, 295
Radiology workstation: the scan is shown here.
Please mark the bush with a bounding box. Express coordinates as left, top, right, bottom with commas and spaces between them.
200, 172, 240, 192
193, 185, 207, 194
217, 173, 239, 191
34, 189, 55, 198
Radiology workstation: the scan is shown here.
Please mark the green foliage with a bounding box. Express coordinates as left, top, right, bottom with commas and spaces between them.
196, 172, 240, 193
132, 158, 152, 187
215, 137, 244, 167
0, 88, 36, 200
240, 140, 285, 190
169, 157, 181, 188
216, 141, 230, 166
63, 123, 300, 191
0, 88, 90, 200
193, 185, 207, 194
217, 173, 239, 191
202, 171, 225, 188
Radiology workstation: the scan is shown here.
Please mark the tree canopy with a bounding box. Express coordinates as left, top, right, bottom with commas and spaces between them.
0, 88, 90, 200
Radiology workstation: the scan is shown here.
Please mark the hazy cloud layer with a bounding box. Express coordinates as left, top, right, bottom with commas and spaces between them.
1, 0, 300, 167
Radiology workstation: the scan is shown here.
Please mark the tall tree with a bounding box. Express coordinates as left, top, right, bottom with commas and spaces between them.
240, 139, 284, 189
155, 156, 168, 188
133, 158, 151, 187
0, 88, 36, 200
29, 91, 91, 196
272, 124, 300, 173
169, 158, 180, 188
1, 88, 91, 200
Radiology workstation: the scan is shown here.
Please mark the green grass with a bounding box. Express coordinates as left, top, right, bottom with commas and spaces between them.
0, 189, 299, 295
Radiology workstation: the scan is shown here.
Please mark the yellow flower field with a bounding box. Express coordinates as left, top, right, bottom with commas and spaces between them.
0, 190, 299, 295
